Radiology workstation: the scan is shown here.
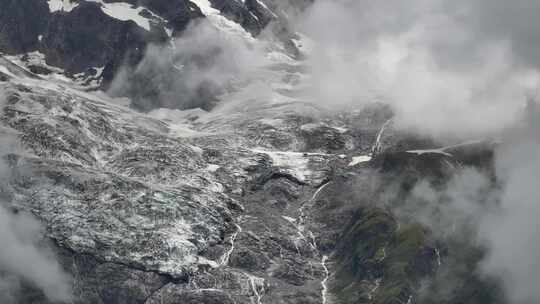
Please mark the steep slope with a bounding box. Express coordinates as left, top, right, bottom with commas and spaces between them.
0, 0, 297, 96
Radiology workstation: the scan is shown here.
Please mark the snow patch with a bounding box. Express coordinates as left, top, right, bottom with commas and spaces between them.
333, 126, 348, 133
300, 123, 320, 132
147, 108, 211, 137
372, 119, 392, 155
245, 273, 265, 304
300, 123, 347, 134
435, 248, 442, 267
167, 123, 208, 138
0, 66, 16, 78
406, 149, 452, 157
255, 0, 277, 18
251, 149, 324, 182
190, 146, 204, 155
406, 295, 413, 304
348, 155, 372, 166
259, 118, 284, 128
267, 51, 294, 63
282, 216, 297, 224
86, 0, 166, 31
368, 278, 382, 300
321, 255, 330, 304
47, 0, 79, 12
190, 0, 254, 42
189, 0, 215, 15
219, 224, 241, 266
6, 51, 63, 73
406, 139, 487, 158
206, 164, 220, 172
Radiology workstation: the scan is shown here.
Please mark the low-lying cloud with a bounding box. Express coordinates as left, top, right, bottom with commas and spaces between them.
298, 0, 540, 138
108, 19, 270, 112
289, 2, 540, 302
478, 101, 540, 304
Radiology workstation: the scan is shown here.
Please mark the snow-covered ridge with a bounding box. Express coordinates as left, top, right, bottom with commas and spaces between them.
3, 52, 104, 89
48, 0, 169, 33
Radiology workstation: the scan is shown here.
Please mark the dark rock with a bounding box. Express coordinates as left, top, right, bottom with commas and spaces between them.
0, 71, 9, 81
0, 0, 50, 54
299, 124, 348, 152
42, 2, 166, 74
27, 64, 53, 75
147, 285, 236, 304
209, 0, 262, 36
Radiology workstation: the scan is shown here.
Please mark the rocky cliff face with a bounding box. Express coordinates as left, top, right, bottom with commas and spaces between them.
0, 1, 504, 304
0, 0, 293, 90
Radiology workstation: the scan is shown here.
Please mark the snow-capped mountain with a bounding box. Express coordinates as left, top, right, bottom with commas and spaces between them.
0, 1, 507, 304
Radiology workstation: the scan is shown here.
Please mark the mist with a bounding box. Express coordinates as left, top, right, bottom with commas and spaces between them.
290, 1, 540, 302
478, 101, 540, 304
108, 18, 271, 112
0, 92, 72, 303
109, 0, 540, 140
298, 0, 540, 138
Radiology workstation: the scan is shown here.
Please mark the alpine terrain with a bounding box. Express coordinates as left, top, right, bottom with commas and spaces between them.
0, 1, 539, 304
